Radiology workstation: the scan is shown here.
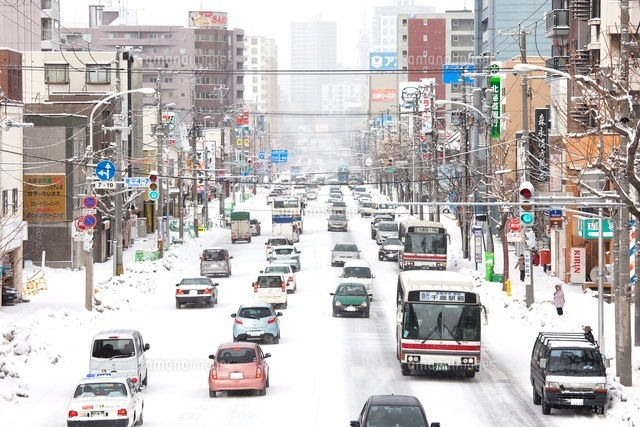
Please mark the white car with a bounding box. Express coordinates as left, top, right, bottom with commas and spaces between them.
262, 264, 297, 293
67, 373, 143, 427
253, 274, 288, 309
340, 260, 375, 298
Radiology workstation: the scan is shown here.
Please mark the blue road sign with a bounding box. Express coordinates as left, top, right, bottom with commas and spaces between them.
95, 160, 116, 181
375, 115, 393, 128
270, 149, 289, 164
442, 64, 475, 84
82, 214, 97, 229
258, 152, 265, 160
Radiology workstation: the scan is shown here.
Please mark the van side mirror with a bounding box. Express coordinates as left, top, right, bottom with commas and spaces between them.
603, 356, 611, 368
229, 256, 234, 259
259, 270, 264, 274
231, 313, 236, 318
144, 343, 150, 351
539, 358, 547, 369
208, 354, 215, 360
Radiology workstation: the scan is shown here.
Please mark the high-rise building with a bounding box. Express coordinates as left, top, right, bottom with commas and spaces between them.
244, 36, 278, 132
0, 0, 61, 51
481, 0, 552, 62
372, 1, 436, 52
61, 8, 244, 126
290, 20, 337, 115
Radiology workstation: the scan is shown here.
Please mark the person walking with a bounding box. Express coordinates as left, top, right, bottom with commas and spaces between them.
554, 284, 565, 316
515, 254, 526, 282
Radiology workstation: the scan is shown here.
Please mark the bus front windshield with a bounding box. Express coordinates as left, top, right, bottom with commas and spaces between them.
405, 233, 447, 255
402, 303, 480, 342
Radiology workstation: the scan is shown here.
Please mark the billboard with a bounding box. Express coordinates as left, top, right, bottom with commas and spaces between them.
188, 11, 228, 29
369, 52, 397, 71
23, 174, 67, 221
371, 89, 397, 103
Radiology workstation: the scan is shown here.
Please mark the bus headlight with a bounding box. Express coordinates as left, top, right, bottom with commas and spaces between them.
407, 355, 421, 363
461, 357, 474, 364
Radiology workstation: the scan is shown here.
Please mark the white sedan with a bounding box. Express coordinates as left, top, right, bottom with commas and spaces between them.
261, 263, 297, 293
67, 374, 143, 427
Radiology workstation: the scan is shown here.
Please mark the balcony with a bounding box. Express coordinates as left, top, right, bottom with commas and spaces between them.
545, 9, 569, 38
545, 56, 568, 73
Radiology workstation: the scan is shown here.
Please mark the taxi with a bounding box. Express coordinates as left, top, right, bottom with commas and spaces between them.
67, 373, 143, 427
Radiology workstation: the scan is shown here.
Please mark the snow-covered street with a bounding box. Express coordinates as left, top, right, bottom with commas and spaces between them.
1, 188, 639, 426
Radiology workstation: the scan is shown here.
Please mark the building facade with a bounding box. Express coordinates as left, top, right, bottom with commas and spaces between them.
0, 0, 61, 52
372, 1, 436, 52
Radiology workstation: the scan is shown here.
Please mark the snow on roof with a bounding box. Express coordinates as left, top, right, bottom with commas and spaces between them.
400, 270, 473, 291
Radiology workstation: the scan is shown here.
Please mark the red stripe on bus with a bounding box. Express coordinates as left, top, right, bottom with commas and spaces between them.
401, 343, 481, 352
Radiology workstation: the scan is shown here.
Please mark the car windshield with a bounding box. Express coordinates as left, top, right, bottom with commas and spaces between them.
405, 233, 447, 255
374, 216, 393, 224
265, 266, 290, 274
334, 244, 357, 252
269, 239, 288, 246
258, 276, 282, 288
274, 248, 294, 256
379, 222, 398, 232
330, 215, 347, 220
548, 349, 606, 376
238, 307, 273, 319
384, 239, 402, 246
333, 202, 346, 207
92, 339, 135, 359
366, 405, 427, 427
203, 250, 225, 261
343, 267, 371, 278
74, 382, 128, 399
217, 348, 257, 364
180, 278, 210, 286
362, 202, 372, 208
337, 284, 367, 296
402, 303, 481, 342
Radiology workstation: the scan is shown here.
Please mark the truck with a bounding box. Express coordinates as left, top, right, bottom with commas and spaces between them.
272, 214, 299, 243
230, 211, 251, 243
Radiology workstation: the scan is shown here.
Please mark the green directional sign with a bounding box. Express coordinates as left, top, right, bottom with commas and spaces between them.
490, 76, 501, 139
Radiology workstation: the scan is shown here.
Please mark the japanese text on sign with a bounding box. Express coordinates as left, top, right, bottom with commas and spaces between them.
23, 174, 66, 221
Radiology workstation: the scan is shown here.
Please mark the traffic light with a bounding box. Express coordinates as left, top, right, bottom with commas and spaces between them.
148, 171, 159, 200
387, 158, 393, 167
518, 181, 534, 226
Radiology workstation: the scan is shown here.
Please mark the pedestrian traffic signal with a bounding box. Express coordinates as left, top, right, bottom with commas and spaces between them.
518, 181, 534, 226
148, 171, 159, 201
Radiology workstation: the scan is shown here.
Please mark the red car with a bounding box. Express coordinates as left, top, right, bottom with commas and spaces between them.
208, 342, 270, 397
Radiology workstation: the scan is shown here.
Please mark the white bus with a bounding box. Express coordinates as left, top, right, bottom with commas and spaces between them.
398, 220, 447, 270
396, 271, 484, 377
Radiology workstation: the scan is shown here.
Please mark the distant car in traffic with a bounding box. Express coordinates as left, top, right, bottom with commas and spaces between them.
375, 221, 399, 244
306, 191, 317, 200
331, 242, 361, 267
208, 342, 271, 397
67, 373, 144, 427
250, 219, 261, 236
378, 238, 403, 261
200, 248, 232, 277
328, 214, 348, 232
330, 283, 370, 318
262, 264, 297, 293
265, 237, 291, 258
232, 304, 283, 344
267, 245, 301, 271
176, 277, 219, 309
253, 274, 287, 309
340, 260, 375, 298
371, 215, 394, 239
350, 395, 439, 427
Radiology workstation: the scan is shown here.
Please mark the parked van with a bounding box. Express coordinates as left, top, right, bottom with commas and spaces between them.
253, 274, 287, 309
89, 330, 150, 387
200, 248, 232, 277
530, 332, 608, 415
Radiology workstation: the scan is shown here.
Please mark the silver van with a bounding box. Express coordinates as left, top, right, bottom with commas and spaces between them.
89, 329, 150, 387
200, 248, 232, 277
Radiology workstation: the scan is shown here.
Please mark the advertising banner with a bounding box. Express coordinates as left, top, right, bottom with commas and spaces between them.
490, 76, 501, 139
188, 11, 228, 29
23, 174, 67, 221
369, 52, 397, 71
371, 89, 397, 103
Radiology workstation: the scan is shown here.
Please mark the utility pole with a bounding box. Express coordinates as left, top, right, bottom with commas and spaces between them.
155, 71, 165, 255
204, 142, 209, 229
429, 81, 439, 222
461, 74, 470, 260
113, 49, 124, 275
84, 147, 94, 311
190, 123, 199, 237
178, 148, 184, 240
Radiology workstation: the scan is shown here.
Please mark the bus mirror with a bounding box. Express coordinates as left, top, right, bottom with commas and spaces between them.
481, 305, 488, 325
447, 233, 451, 244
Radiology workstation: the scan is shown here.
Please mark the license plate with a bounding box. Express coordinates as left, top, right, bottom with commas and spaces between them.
230, 372, 243, 380
569, 399, 584, 406
248, 331, 262, 337
432, 363, 449, 371
91, 411, 105, 417
345, 306, 357, 312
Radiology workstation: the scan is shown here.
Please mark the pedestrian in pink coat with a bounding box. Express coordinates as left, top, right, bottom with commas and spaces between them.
553, 284, 565, 316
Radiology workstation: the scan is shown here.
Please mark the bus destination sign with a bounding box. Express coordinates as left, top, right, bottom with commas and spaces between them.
412, 227, 444, 234
419, 291, 466, 303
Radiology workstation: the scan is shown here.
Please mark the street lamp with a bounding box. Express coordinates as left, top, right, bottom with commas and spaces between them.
512, 63, 571, 79
434, 99, 490, 122
85, 86, 155, 309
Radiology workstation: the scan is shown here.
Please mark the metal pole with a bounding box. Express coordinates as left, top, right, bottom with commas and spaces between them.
155, 72, 164, 254
461, 75, 470, 259
598, 207, 605, 352
191, 124, 199, 237
178, 149, 184, 240
113, 50, 123, 275
204, 142, 209, 229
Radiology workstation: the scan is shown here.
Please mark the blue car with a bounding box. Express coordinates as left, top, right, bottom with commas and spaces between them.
232, 304, 283, 344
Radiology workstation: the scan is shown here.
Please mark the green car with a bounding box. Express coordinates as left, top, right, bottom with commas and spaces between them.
330, 283, 370, 318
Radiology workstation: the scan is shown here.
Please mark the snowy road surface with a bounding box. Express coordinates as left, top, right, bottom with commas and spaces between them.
1, 188, 619, 426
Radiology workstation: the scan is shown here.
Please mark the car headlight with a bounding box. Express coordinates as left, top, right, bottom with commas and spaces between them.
594, 383, 607, 393
335, 301, 342, 306
360, 301, 368, 307
545, 381, 560, 392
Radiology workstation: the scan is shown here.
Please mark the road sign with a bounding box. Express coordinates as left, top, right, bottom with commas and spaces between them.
258, 152, 265, 160
243, 138, 250, 146
490, 63, 500, 74
365, 157, 372, 167
82, 195, 97, 209
94, 181, 117, 189
82, 208, 97, 215
509, 218, 521, 232
95, 160, 116, 181
82, 214, 97, 229
252, 161, 261, 170
124, 177, 151, 188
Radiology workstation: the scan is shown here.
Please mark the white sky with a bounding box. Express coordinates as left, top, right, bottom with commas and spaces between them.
60, 0, 468, 68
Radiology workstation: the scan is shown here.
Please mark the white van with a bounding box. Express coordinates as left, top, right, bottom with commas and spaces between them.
89, 330, 150, 387
340, 260, 375, 298
253, 274, 288, 309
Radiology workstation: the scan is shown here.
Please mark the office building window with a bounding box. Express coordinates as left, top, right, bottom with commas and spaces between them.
423, 35, 428, 42
423, 19, 428, 26
2, 190, 8, 215
11, 189, 18, 213
86, 64, 111, 84
44, 63, 69, 84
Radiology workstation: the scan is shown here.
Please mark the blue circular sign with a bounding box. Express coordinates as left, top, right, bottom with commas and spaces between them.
83, 195, 97, 209
82, 214, 97, 228
95, 160, 116, 181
